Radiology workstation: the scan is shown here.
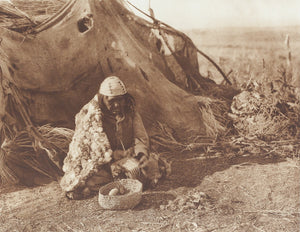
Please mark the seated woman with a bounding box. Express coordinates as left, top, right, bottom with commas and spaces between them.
99, 75, 150, 167
60, 76, 170, 199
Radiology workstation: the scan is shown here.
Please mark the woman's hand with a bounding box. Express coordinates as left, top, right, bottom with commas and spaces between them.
112, 147, 134, 160
135, 152, 149, 169
112, 150, 125, 160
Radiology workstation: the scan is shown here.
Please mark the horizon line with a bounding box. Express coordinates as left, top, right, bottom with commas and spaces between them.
178, 24, 300, 31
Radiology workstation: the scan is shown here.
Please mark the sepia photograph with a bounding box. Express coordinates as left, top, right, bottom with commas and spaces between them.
0, 0, 299, 231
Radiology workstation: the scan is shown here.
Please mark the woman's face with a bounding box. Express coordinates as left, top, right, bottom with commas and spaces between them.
103, 95, 126, 116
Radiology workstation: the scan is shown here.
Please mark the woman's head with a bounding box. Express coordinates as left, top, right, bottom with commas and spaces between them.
98, 76, 135, 116
99, 76, 127, 97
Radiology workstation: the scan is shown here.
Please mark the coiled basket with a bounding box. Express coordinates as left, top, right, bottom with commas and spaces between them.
98, 179, 143, 210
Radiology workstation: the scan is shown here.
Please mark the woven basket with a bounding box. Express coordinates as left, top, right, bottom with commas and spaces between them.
98, 179, 143, 210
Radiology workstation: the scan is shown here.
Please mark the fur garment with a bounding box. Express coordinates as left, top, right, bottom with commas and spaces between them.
60, 95, 112, 192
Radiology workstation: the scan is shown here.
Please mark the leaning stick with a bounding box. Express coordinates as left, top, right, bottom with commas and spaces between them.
126, 1, 232, 85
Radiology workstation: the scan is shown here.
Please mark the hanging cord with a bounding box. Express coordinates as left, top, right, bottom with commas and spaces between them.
126, 0, 232, 85
116, 115, 126, 151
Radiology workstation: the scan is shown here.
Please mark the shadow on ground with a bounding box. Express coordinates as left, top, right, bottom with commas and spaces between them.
130, 152, 287, 210
154, 152, 286, 191
0, 151, 286, 212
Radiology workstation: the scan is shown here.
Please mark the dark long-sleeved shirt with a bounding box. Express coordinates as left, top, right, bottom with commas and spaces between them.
102, 110, 149, 157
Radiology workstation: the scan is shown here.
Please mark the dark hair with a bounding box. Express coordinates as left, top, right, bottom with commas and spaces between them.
97, 93, 136, 114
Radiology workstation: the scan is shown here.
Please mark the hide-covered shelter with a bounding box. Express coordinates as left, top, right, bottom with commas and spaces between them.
0, 0, 235, 186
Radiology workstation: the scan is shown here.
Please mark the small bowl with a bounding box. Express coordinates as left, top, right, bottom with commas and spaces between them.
98, 179, 143, 210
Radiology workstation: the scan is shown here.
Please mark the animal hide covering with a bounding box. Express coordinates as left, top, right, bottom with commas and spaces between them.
60, 95, 112, 192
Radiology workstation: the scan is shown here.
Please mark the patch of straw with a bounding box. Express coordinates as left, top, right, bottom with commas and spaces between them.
150, 121, 215, 152
0, 124, 74, 185
195, 95, 227, 137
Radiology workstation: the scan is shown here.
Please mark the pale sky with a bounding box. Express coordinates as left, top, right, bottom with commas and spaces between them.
128, 0, 300, 29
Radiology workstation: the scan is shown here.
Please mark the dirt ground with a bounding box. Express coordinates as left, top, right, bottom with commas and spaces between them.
1, 152, 299, 232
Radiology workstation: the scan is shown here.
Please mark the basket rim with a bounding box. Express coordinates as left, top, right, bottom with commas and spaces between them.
99, 179, 143, 197
98, 179, 143, 209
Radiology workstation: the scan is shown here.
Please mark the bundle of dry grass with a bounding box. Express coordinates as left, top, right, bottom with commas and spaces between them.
230, 83, 299, 140
149, 95, 233, 153
0, 0, 67, 32
195, 95, 229, 136
229, 136, 299, 158
223, 71, 300, 159
150, 122, 217, 153
0, 125, 73, 185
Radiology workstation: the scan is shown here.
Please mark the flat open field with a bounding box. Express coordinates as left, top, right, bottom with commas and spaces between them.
186, 26, 300, 86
